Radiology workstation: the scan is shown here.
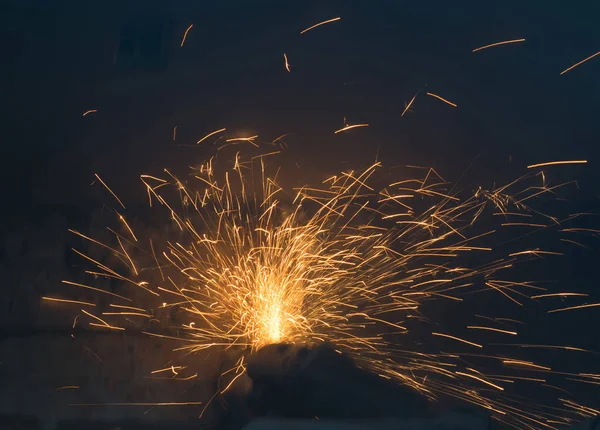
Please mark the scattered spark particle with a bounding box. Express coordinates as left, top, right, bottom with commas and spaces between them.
300, 17, 341, 35
560, 51, 600, 75
503, 360, 551, 371
527, 160, 588, 169
283, 53, 291, 72
401, 91, 419, 117
334, 123, 369, 134
432, 332, 483, 348
61, 280, 131, 302
225, 135, 259, 147
197, 128, 226, 144
426, 92, 457, 107
181, 24, 194, 47
472, 38, 526, 52
82, 110, 97, 117
467, 326, 517, 336
94, 173, 126, 210
531, 293, 589, 299
42, 297, 96, 307
548, 303, 600, 314
456, 372, 505, 391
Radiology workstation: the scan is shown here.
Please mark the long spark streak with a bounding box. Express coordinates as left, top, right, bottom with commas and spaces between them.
181, 24, 194, 47
300, 17, 341, 35
560, 51, 600, 75
426, 92, 457, 107
401, 91, 419, 117
472, 39, 526, 52
527, 160, 588, 169
197, 128, 226, 144
94, 173, 126, 209
334, 123, 369, 134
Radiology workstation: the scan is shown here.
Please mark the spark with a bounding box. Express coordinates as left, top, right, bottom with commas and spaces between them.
94, 173, 126, 209
60, 152, 596, 429
42, 297, 96, 307
426, 92, 457, 108
300, 17, 341, 35
82, 109, 97, 117
225, 135, 259, 147
401, 91, 419, 117
456, 372, 505, 391
334, 123, 369, 134
283, 53, 291, 72
532, 293, 589, 299
560, 51, 600, 75
197, 128, 226, 144
467, 326, 517, 336
548, 303, 600, 314
527, 160, 588, 169
181, 24, 193, 47
472, 39, 526, 53
432, 332, 483, 348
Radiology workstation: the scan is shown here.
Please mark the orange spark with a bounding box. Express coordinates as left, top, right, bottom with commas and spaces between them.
503, 360, 551, 371
283, 53, 291, 72
472, 38, 526, 52
467, 326, 517, 336
548, 303, 600, 314
94, 173, 126, 209
401, 91, 419, 117
426, 92, 457, 107
334, 123, 369, 134
82, 109, 97, 117
181, 24, 193, 47
197, 128, 226, 144
42, 297, 96, 307
527, 160, 588, 169
432, 332, 483, 348
532, 293, 589, 299
226, 135, 259, 147
300, 17, 341, 34
560, 51, 600, 75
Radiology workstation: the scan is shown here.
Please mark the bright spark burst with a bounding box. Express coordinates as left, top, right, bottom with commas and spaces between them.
54, 149, 599, 428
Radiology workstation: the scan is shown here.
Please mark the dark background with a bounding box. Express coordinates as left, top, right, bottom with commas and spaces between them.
1, 0, 599, 428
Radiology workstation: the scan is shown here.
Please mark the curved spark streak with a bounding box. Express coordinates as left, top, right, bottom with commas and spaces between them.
472, 39, 526, 52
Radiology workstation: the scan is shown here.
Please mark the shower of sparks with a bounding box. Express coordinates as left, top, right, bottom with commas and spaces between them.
334, 123, 369, 134
284, 53, 291, 72
300, 17, 341, 35
401, 91, 419, 116
560, 51, 600, 75
426, 92, 457, 108
527, 160, 588, 169
55, 149, 599, 428
82, 109, 97, 117
181, 24, 194, 47
472, 38, 526, 53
